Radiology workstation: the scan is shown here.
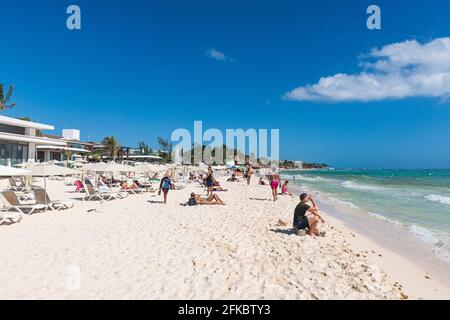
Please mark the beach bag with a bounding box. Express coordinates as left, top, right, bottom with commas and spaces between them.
187, 198, 197, 206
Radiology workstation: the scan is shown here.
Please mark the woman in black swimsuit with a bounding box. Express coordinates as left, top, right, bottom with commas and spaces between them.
206, 167, 213, 196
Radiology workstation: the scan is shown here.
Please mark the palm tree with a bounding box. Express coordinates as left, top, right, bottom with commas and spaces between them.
102, 136, 120, 162
138, 141, 152, 155
91, 151, 102, 162
0, 83, 16, 111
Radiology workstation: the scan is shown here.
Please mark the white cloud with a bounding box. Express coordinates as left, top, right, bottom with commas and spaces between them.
206, 48, 234, 62
284, 37, 450, 102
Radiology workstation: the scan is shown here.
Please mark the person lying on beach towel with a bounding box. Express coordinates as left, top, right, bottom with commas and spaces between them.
293, 193, 325, 237
185, 192, 225, 205
227, 174, 239, 182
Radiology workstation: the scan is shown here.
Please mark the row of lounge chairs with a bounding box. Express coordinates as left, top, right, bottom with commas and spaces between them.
75, 179, 155, 199
0, 189, 75, 224
83, 183, 129, 201
2, 189, 74, 214
1, 177, 157, 225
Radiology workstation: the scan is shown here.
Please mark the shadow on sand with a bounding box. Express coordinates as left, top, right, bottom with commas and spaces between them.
147, 200, 164, 204
249, 197, 272, 201
270, 228, 298, 236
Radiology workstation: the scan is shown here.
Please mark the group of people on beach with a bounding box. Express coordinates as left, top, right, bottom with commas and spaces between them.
158, 166, 226, 206
157, 164, 325, 236
258, 171, 293, 201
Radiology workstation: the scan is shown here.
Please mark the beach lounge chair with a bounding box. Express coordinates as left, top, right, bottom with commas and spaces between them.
0, 207, 23, 225
83, 183, 127, 201
173, 183, 187, 190
8, 178, 27, 192
121, 187, 148, 194
1, 191, 46, 215
33, 189, 75, 211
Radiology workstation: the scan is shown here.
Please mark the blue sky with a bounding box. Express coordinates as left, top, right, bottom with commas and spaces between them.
1, 0, 450, 168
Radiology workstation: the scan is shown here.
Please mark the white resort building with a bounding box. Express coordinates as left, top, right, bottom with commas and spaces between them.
0, 115, 91, 166
39, 129, 92, 162
0, 115, 66, 166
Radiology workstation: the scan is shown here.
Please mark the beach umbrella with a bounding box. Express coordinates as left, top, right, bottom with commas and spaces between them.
25, 164, 80, 207
82, 162, 139, 183
82, 162, 138, 173
25, 164, 80, 176
0, 165, 31, 176
134, 164, 156, 174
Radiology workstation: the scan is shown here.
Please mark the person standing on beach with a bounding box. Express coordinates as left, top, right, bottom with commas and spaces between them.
293, 193, 325, 236
270, 171, 280, 201
245, 165, 253, 186
158, 174, 173, 204
206, 166, 214, 196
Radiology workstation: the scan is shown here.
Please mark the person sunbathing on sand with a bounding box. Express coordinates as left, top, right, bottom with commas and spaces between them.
293, 193, 325, 236
227, 174, 239, 182
188, 192, 225, 205
258, 177, 266, 185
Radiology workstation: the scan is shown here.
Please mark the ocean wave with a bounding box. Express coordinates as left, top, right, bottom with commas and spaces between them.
408, 225, 443, 246
295, 175, 337, 183
367, 212, 402, 226
332, 199, 360, 209
369, 215, 450, 263
280, 174, 331, 182
296, 175, 324, 182
322, 195, 360, 209
342, 180, 382, 191
425, 194, 450, 206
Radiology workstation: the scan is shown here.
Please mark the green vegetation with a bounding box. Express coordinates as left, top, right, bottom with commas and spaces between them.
279, 160, 329, 169
102, 136, 120, 162
157, 137, 172, 163
138, 141, 153, 155
303, 163, 330, 169
0, 83, 16, 111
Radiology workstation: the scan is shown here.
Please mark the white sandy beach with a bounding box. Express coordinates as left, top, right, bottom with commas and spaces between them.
0, 175, 449, 300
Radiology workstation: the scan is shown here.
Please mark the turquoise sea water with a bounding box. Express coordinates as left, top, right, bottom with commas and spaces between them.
280, 169, 450, 263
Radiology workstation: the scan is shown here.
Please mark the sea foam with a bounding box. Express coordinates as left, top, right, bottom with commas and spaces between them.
367, 212, 402, 226
408, 225, 443, 245
425, 194, 450, 206
342, 180, 382, 191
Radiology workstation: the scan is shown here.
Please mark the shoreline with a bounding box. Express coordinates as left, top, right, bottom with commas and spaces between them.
287, 183, 450, 299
